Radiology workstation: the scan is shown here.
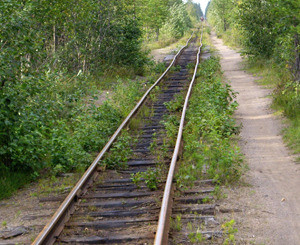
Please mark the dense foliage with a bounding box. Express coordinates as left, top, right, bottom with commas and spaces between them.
0, 0, 145, 175
207, 0, 299, 79
136, 0, 202, 42
0, 0, 202, 198
0, 0, 146, 74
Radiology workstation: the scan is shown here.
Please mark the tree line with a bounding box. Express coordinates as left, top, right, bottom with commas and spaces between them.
207, 0, 299, 81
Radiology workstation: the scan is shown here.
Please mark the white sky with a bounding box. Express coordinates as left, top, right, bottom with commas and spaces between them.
190, 0, 210, 14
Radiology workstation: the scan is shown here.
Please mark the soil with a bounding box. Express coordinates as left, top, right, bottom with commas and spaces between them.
210, 32, 300, 245
150, 46, 179, 63
0, 174, 80, 244
151, 48, 173, 63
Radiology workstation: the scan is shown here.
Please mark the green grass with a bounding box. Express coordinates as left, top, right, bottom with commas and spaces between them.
283, 119, 300, 158
0, 171, 32, 200
91, 66, 138, 90
221, 27, 242, 50
146, 37, 178, 50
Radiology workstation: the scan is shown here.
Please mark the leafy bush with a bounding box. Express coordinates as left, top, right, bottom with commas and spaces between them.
274, 80, 300, 119
0, 71, 93, 174
207, 0, 299, 80
0, 70, 145, 199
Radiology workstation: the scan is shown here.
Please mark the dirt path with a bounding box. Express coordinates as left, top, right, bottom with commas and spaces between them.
211, 32, 300, 244
151, 48, 173, 63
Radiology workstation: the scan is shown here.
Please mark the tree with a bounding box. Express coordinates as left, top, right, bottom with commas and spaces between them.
135, 0, 169, 40
238, 0, 299, 79
270, 0, 300, 79
168, 2, 192, 38
238, 0, 277, 58
186, 0, 203, 24
207, 0, 234, 32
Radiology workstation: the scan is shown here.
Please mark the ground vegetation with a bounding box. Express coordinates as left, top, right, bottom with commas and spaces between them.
176, 55, 242, 187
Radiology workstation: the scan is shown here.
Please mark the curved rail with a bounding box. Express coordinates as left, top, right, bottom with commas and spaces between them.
154, 26, 204, 245
32, 31, 195, 245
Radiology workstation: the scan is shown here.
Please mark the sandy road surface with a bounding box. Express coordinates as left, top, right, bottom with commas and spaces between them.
211, 32, 300, 244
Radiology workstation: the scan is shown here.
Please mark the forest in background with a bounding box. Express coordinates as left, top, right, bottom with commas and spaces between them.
206, 0, 299, 159
0, 0, 203, 198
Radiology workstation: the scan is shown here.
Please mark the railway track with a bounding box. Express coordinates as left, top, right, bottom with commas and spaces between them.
33, 27, 206, 245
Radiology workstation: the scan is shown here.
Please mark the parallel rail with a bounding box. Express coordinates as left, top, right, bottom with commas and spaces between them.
154, 26, 203, 245
33, 26, 203, 245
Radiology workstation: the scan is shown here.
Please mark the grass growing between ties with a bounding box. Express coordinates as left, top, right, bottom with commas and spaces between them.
177, 55, 243, 188
130, 82, 172, 191
170, 214, 182, 232
132, 168, 161, 191
246, 58, 300, 162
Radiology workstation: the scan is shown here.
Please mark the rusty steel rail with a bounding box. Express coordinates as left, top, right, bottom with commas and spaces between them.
154, 26, 203, 245
32, 31, 195, 245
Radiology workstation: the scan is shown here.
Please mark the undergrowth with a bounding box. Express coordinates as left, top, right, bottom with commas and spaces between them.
0, 172, 32, 200
176, 56, 243, 187
130, 82, 170, 191
0, 74, 146, 200
103, 132, 135, 170
146, 30, 193, 51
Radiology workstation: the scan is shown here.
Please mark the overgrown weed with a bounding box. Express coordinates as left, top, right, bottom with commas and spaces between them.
131, 168, 161, 191
170, 214, 182, 232
176, 56, 243, 188
146, 30, 193, 51
103, 133, 134, 170
0, 171, 32, 200
0, 74, 145, 199
222, 219, 238, 245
